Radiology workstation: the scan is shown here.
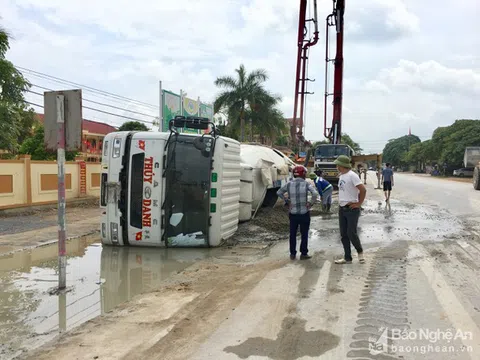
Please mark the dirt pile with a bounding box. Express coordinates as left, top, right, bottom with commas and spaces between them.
248, 203, 338, 235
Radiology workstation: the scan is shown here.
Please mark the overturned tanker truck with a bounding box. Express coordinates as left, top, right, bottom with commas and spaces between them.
100, 116, 295, 248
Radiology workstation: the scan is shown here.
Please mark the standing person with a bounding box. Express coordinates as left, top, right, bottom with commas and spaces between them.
334, 155, 367, 264
382, 163, 394, 202
277, 165, 319, 260
314, 170, 333, 212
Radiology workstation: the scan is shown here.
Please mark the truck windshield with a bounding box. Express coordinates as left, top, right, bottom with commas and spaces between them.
164, 135, 213, 247
315, 145, 350, 158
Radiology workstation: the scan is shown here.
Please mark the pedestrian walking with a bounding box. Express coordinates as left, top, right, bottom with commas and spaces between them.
333, 155, 367, 264
382, 163, 394, 202
314, 170, 333, 212
277, 165, 319, 260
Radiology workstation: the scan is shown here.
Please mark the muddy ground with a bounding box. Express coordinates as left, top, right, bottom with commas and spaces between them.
0, 198, 100, 236
3, 173, 480, 359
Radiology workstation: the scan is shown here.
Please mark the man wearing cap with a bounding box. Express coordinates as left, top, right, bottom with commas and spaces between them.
277, 165, 319, 260
334, 155, 367, 264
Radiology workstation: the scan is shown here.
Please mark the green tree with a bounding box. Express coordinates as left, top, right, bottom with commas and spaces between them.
404, 140, 437, 170
402, 120, 480, 172
0, 26, 34, 153
248, 100, 287, 145
214, 64, 279, 142
382, 134, 421, 167
117, 121, 148, 131
274, 134, 289, 147
431, 120, 480, 167
19, 125, 77, 161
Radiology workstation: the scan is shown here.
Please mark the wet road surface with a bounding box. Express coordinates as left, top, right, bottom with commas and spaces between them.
0, 236, 213, 359
2, 173, 480, 359
376, 172, 480, 218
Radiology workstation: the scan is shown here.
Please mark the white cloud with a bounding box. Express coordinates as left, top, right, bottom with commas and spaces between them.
376, 60, 480, 95
346, 0, 419, 42
1, 0, 479, 152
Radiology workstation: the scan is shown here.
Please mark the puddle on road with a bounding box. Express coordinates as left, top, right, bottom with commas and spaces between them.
0, 236, 211, 359
358, 200, 466, 242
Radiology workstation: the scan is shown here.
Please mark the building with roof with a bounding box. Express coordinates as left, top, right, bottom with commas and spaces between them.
35, 114, 117, 162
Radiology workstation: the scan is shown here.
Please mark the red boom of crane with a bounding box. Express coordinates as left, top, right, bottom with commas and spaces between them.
291, 0, 345, 146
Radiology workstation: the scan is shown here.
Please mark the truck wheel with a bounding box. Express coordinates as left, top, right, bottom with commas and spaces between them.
474, 167, 480, 190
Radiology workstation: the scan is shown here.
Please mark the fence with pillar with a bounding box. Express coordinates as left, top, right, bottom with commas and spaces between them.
0, 155, 101, 210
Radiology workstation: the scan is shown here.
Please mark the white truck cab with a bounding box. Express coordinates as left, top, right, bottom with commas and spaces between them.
101, 117, 241, 247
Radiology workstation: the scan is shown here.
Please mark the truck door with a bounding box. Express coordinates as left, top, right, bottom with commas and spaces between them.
163, 134, 214, 247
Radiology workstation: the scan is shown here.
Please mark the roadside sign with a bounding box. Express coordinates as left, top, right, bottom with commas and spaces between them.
44, 89, 83, 151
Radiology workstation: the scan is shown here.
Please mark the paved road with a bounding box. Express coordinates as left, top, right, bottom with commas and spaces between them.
382, 172, 480, 218
8, 174, 480, 360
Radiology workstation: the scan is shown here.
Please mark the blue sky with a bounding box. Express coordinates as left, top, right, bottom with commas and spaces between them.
2, 0, 479, 152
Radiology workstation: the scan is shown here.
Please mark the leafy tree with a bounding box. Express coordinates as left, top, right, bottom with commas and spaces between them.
431, 120, 480, 167
382, 134, 421, 167
402, 120, 480, 172
274, 134, 289, 147
19, 125, 77, 161
214, 64, 280, 142
247, 100, 287, 145
117, 121, 148, 131
0, 26, 34, 153
404, 140, 436, 170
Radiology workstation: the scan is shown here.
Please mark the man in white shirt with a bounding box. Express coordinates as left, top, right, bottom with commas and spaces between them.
334, 155, 367, 264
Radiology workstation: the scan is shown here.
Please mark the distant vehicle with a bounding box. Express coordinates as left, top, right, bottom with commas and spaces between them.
453, 168, 474, 177
463, 147, 480, 190
313, 144, 355, 183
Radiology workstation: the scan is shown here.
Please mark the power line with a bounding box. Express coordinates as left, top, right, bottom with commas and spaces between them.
18, 66, 158, 109
27, 88, 157, 119
25, 101, 155, 125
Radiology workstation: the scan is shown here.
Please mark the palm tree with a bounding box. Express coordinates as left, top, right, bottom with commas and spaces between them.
214, 64, 277, 142
0, 26, 9, 59
247, 98, 287, 145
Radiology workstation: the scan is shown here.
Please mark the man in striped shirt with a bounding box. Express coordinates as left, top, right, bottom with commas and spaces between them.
277, 166, 319, 260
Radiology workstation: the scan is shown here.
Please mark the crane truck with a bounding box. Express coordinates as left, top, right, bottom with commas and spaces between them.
290, 0, 382, 183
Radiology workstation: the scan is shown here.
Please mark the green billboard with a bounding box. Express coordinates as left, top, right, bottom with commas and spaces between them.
162, 89, 213, 133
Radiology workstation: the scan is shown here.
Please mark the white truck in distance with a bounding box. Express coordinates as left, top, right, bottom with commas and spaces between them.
100, 116, 294, 248
464, 146, 480, 190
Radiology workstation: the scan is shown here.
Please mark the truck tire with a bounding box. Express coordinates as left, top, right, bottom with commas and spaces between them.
474, 167, 480, 190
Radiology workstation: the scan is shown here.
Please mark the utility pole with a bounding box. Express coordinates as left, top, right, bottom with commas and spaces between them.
44, 89, 82, 292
